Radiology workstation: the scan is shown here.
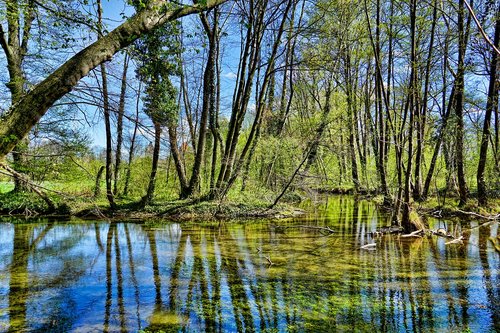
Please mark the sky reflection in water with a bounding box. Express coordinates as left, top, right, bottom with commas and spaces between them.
0, 197, 498, 332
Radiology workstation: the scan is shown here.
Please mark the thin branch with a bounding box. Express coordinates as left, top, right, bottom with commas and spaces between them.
456, 209, 500, 220
464, 0, 500, 56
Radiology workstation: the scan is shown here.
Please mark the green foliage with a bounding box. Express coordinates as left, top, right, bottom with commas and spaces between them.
131, 10, 181, 126
0, 191, 49, 214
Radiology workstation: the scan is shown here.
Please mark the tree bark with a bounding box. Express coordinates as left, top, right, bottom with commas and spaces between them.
402, 0, 418, 233
114, 53, 130, 196
1, 0, 35, 192
123, 81, 141, 197
183, 10, 218, 198
97, 0, 116, 210
455, 0, 470, 207
477, 2, 500, 206
141, 122, 162, 207
413, 0, 437, 201
94, 165, 105, 198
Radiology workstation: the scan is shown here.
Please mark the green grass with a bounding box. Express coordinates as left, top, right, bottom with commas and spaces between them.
0, 181, 14, 193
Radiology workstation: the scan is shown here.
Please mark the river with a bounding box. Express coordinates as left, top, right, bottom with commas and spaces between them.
0, 196, 498, 332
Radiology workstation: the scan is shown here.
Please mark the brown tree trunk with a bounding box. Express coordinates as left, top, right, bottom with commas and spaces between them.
477, 2, 500, 206
184, 11, 218, 198
1, 0, 35, 192
167, 123, 190, 197
214, 0, 294, 199
413, 0, 438, 201
97, 0, 116, 210
402, 0, 418, 233
455, 0, 470, 207
94, 165, 105, 198
141, 122, 162, 207
123, 82, 141, 197
114, 53, 129, 196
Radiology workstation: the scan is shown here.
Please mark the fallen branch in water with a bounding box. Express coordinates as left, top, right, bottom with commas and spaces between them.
401, 229, 425, 238
431, 228, 455, 239
445, 236, 464, 245
456, 209, 500, 220
360, 243, 376, 249
464, 220, 495, 231
264, 254, 273, 265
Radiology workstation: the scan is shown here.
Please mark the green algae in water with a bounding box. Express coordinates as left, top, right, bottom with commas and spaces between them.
0, 196, 498, 332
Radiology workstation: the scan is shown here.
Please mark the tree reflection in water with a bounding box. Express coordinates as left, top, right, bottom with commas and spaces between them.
0, 197, 498, 332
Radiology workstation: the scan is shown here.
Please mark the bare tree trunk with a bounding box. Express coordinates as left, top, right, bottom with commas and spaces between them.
344, 54, 360, 192
123, 82, 141, 197
364, 0, 389, 199
94, 165, 105, 198
167, 122, 190, 197
477, 2, 500, 206
215, 0, 294, 199
413, 0, 437, 201
1, 1, 35, 193
140, 122, 161, 207
402, 0, 418, 233
210, 24, 222, 192
114, 53, 129, 196
455, 0, 470, 207
97, 0, 116, 210
184, 10, 219, 198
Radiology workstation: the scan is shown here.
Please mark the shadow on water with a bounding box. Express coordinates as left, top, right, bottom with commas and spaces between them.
0, 196, 498, 332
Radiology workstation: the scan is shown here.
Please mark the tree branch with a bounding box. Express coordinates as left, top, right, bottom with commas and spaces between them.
0, 0, 229, 160
464, 0, 500, 56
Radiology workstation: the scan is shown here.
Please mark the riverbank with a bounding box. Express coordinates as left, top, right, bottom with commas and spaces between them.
368, 193, 500, 222
0, 190, 305, 221
0, 186, 498, 222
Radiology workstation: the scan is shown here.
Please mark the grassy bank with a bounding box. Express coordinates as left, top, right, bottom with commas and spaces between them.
0, 181, 305, 220
1, 180, 498, 222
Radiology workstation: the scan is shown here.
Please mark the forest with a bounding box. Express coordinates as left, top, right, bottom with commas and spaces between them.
0, 0, 499, 232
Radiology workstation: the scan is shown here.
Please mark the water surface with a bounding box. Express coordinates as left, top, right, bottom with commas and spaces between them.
0, 197, 498, 332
